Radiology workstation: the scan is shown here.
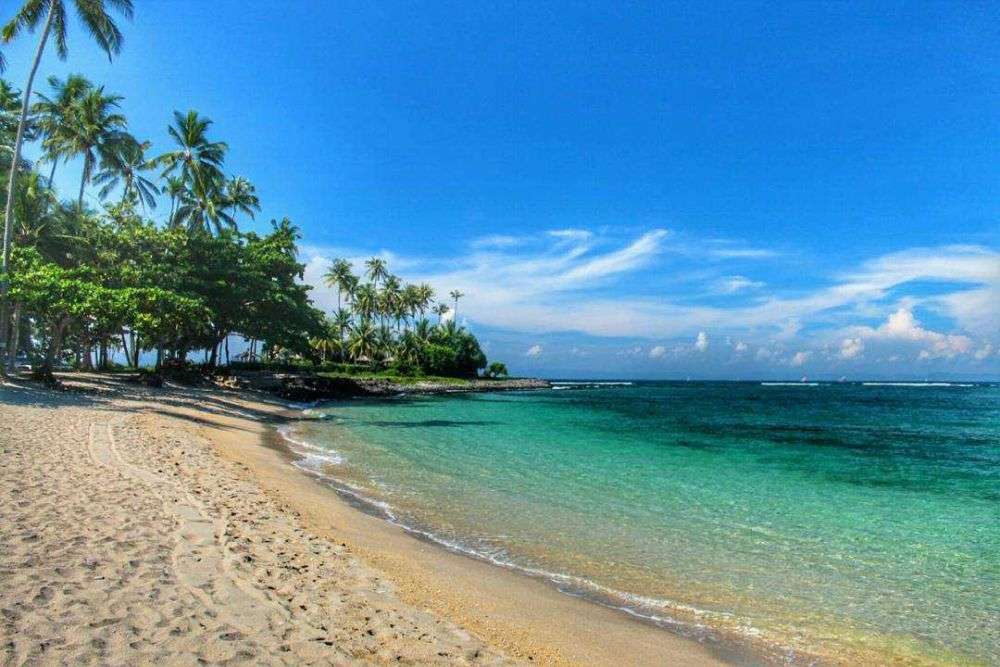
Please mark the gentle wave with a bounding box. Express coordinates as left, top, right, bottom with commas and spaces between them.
760, 382, 820, 387
862, 382, 974, 387
550, 381, 634, 387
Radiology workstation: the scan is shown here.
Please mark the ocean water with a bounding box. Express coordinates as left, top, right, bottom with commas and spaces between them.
280, 382, 1000, 664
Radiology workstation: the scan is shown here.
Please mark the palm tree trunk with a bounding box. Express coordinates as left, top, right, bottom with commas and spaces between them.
1, 1, 57, 375
48, 159, 58, 185
5, 302, 21, 374
120, 331, 131, 368
78, 154, 90, 209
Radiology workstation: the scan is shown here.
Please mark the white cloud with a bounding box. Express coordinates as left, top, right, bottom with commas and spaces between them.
470, 234, 526, 249
733, 341, 748, 353
849, 308, 974, 359
715, 275, 765, 294
974, 343, 995, 360
695, 331, 709, 352
648, 345, 667, 359
790, 351, 811, 367
839, 337, 864, 359
526, 344, 543, 358
547, 228, 594, 242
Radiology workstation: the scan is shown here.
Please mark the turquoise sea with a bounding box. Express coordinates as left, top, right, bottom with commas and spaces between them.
280, 381, 1000, 664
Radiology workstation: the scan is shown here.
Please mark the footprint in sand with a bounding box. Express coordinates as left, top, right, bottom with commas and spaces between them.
87, 421, 284, 635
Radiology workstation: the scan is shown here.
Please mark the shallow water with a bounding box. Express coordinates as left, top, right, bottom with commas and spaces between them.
282, 381, 1000, 664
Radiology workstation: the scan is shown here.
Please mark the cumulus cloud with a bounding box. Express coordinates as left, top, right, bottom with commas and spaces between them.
850, 308, 973, 359
790, 351, 811, 367
526, 344, 543, 358
974, 344, 994, 360
733, 341, 748, 353
695, 331, 709, 352
648, 345, 667, 359
839, 338, 864, 359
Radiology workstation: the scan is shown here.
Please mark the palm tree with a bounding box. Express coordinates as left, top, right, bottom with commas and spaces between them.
92, 137, 158, 210
433, 302, 450, 323
352, 283, 378, 321
348, 319, 377, 366
157, 110, 227, 185
380, 274, 402, 328
162, 175, 185, 222
449, 289, 464, 319
365, 256, 388, 287
416, 283, 434, 317
2, 0, 134, 368
330, 308, 352, 361
170, 173, 234, 235
323, 258, 353, 310
0, 79, 26, 170
58, 85, 130, 208
223, 175, 259, 223
31, 73, 91, 182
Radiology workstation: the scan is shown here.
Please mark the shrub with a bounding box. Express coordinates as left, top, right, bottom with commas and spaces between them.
484, 361, 508, 378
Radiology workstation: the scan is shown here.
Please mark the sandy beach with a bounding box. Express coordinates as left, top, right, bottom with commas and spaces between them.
0, 375, 725, 666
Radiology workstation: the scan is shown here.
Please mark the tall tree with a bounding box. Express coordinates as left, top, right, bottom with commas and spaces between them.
1, 0, 134, 372
449, 289, 464, 318
223, 175, 259, 224
364, 256, 388, 287
31, 73, 91, 182
93, 137, 158, 210
62, 85, 130, 208
157, 110, 227, 185
323, 257, 353, 310
170, 173, 234, 235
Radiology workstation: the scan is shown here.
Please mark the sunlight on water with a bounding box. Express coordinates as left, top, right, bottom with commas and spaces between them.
282, 382, 1000, 664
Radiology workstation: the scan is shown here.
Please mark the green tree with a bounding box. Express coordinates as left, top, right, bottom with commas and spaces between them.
93, 137, 158, 210
31, 73, 91, 182
2, 1, 134, 370
323, 257, 354, 310
156, 110, 227, 186
223, 175, 259, 224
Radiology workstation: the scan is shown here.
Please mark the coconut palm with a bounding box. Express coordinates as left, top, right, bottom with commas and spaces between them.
433, 302, 450, 323
162, 175, 185, 221
2, 1, 134, 363
92, 137, 158, 210
57, 85, 130, 208
380, 274, 402, 328
449, 289, 464, 319
352, 283, 378, 320
323, 258, 354, 310
330, 308, 352, 360
170, 173, 234, 235
0, 79, 26, 170
223, 175, 259, 223
309, 333, 341, 364
348, 319, 377, 365
157, 110, 227, 185
364, 256, 388, 287
416, 283, 434, 317
31, 73, 91, 182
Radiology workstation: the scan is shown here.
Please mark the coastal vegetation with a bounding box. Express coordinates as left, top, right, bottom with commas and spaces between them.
0, 1, 497, 382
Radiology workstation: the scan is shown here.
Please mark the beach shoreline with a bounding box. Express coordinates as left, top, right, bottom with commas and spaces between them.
0, 374, 730, 665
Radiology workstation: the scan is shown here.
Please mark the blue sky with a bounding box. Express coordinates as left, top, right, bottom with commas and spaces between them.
4, 1, 998, 379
